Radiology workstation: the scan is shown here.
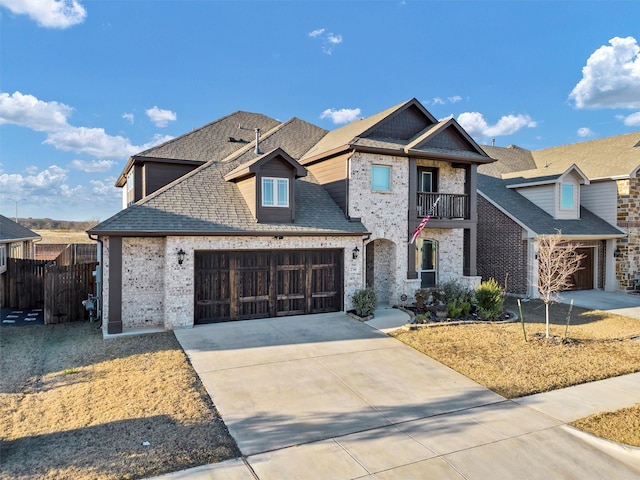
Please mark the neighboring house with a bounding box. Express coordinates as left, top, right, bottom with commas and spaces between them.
0, 215, 41, 307
89, 99, 495, 334
478, 132, 640, 298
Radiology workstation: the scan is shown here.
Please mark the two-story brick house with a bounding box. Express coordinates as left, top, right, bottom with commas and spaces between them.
478, 133, 638, 298
89, 99, 495, 333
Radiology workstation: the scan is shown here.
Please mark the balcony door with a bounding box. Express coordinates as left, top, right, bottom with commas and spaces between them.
419, 168, 438, 193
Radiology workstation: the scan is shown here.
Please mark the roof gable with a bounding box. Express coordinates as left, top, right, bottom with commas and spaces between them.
301, 98, 436, 162
224, 148, 307, 182
404, 119, 491, 160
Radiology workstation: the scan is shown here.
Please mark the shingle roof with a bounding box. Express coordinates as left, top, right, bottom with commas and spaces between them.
479, 145, 537, 177
90, 118, 365, 236
532, 132, 640, 179
478, 174, 625, 238
301, 99, 419, 161
481, 132, 640, 181
0, 215, 41, 242
136, 111, 281, 162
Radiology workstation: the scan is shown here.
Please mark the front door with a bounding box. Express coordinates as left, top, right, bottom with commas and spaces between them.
569, 247, 594, 290
416, 238, 438, 288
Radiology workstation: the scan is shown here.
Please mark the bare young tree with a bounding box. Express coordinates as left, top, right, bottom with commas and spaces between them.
536, 230, 585, 338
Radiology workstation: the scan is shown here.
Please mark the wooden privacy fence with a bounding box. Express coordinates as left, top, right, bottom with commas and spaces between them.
44, 262, 98, 324
3, 258, 47, 309
4, 259, 98, 324
54, 244, 97, 267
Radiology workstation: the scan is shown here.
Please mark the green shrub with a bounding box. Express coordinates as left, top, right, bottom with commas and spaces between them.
460, 301, 472, 316
446, 302, 463, 318
351, 288, 377, 317
441, 280, 474, 306
475, 278, 505, 319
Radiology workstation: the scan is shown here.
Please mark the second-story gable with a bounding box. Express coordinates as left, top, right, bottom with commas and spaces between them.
503, 165, 589, 220
224, 148, 307, 223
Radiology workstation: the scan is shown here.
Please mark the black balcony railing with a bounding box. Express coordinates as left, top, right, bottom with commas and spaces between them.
417, 192, 469, 219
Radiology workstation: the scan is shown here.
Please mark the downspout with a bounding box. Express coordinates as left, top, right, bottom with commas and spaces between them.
88, 233, 103, 323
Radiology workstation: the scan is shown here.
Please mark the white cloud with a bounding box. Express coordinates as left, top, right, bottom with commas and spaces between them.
0, 165, 68, 195
619, 111, 640, 126
69, 159, 115, 173
145, 106, 177, 127
327, 34, 342, 45
44, 126, 139, 158
309, 28, 343, 55
457, 112, 537, 138
320, 107, 361, 124
0, 0, 87, 28
429, 96, 462, 106
569, 36, 640, 109
0, 91, 72, 131
122, 112, 134, 124
0, 91, 173, 158
24, 165, 39, 174
577, 127, 594, 138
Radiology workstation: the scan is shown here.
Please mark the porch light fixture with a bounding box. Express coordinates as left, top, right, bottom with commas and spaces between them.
614, 248, 622, 258
177, 248, 186, 265
352, 246, 360, 260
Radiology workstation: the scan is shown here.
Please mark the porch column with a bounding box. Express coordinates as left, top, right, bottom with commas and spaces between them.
107, 236, 123, 334
604, 238, 618, 292
407, 156, 418, 279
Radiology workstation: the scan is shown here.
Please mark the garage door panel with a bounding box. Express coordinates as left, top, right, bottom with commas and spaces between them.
195, 249, 343, 323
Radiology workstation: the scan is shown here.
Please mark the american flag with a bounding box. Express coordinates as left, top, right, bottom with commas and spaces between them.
409, 196, 441, 245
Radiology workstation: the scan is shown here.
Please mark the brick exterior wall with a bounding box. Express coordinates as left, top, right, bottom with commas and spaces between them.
616, 177, 640, 290
102, 235, 362, 331
477, 195, 528, 294
349, 152, 471, 304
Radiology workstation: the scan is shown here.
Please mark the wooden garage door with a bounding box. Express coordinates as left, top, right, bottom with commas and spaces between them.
194, 249, 343, 323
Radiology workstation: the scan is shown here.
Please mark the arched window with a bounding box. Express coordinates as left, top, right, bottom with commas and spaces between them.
416, 239, 438, 287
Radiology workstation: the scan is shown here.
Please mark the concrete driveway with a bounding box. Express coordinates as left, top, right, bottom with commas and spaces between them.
167, 311, 640, 479
558, 289, 640, 319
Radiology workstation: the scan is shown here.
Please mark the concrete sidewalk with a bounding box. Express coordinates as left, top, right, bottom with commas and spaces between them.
152, 308, 640, 479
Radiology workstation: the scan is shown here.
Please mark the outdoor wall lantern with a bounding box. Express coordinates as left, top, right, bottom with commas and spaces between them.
352, 246, 360, 260
614, 248, 622, 258
177, 248, 186, 265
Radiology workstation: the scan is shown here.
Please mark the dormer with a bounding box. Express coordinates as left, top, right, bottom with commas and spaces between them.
504, 164, 589, 220
224, 148, 307, 223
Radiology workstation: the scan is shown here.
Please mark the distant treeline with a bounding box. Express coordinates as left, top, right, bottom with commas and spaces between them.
18, 218, 100, 231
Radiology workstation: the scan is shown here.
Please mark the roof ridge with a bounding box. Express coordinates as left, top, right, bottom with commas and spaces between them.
135, 110, 278, 157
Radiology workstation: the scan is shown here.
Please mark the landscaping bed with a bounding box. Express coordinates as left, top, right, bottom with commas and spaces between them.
0, 322, 239, 480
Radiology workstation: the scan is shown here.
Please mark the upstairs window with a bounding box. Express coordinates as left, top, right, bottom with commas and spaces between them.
262, 177, 289, 207
561, 183, 574, 209
371, 165, 391, 191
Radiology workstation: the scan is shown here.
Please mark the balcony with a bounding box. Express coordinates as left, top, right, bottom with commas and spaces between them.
417, 192, 469, 219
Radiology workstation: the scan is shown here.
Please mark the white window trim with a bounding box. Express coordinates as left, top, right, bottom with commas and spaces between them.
371, 165, 392, 192
262, 177, 289, 208
0, 244, 6, 274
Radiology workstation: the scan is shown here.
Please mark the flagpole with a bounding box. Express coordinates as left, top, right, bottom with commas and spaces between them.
408, 196, 441, 245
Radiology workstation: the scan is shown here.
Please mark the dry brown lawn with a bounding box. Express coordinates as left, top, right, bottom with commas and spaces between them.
0, 322, 239, 480
393, 297, 640, 447
33, 229, 95, 244
571, 404, 640, 448
393, 297, 640, 399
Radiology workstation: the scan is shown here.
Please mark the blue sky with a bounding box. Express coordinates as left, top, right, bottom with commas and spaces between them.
1, 0, 639, 222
